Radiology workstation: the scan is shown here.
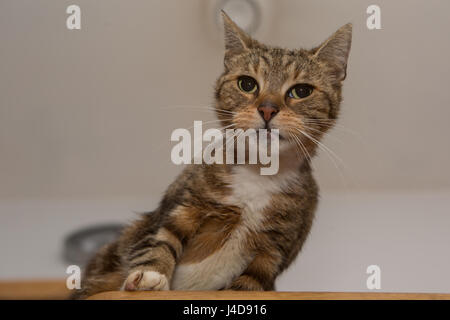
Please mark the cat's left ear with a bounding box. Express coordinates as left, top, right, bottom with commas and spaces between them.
314, 23, 352, 81
221, 10, 254, 55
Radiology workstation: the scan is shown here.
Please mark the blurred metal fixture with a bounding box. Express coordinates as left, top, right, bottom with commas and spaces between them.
63, 224, 124, 265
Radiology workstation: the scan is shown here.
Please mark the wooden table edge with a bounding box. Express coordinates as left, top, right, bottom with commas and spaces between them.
88, 290, 450, 300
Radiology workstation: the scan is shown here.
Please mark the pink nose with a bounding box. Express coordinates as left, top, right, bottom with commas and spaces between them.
258, 103, 279, 122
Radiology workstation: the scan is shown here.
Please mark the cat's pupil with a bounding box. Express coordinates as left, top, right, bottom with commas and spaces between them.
290, 84, 313, 99
296, 86, 309, 97
238, 76, 258, 93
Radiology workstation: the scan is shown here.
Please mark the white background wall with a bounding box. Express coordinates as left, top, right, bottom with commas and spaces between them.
1, 0, 449, 292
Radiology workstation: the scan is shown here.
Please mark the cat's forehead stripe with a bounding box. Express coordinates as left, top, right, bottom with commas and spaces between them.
250, 51, 303, 89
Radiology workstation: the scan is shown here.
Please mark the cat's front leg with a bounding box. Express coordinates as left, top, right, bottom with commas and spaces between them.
227, 253, 278, 291
122, 227, 183, 291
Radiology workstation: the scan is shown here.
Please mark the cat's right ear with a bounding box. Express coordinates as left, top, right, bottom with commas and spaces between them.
221, 11, 253, 55
313, 23, 353, 81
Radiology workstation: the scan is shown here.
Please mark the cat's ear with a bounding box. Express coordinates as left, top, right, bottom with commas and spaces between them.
314, 23, 352, 81
221, 10, 253, 54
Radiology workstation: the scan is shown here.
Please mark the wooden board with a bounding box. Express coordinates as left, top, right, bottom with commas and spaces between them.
89, 290, 450, 300
0, 280, 71, 300
1, 280, 449, 300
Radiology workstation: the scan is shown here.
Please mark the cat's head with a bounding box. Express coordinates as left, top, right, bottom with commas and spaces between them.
215, 11, 352, 157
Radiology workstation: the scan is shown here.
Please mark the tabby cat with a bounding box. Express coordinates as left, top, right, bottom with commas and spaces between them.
71, 12, 352, 299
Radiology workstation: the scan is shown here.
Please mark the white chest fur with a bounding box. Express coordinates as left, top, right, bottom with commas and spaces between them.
170, 166, 297, 290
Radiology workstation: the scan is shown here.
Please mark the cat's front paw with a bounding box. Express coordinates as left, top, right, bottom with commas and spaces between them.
122, 270, 169, 291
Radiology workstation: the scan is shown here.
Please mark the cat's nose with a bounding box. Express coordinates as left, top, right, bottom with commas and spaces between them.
258, 101, 279, 122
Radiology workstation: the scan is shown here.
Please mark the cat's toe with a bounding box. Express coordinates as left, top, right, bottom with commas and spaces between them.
122, 270, 169, 291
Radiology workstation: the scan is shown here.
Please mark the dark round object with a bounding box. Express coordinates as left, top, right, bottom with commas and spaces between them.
63, 224, 124, 265
238, 76, 258, 93
288, 83, 314, 99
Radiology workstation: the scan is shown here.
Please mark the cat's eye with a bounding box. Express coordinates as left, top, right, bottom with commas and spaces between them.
288, 84, 314, 99
238, 76, 258, 94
